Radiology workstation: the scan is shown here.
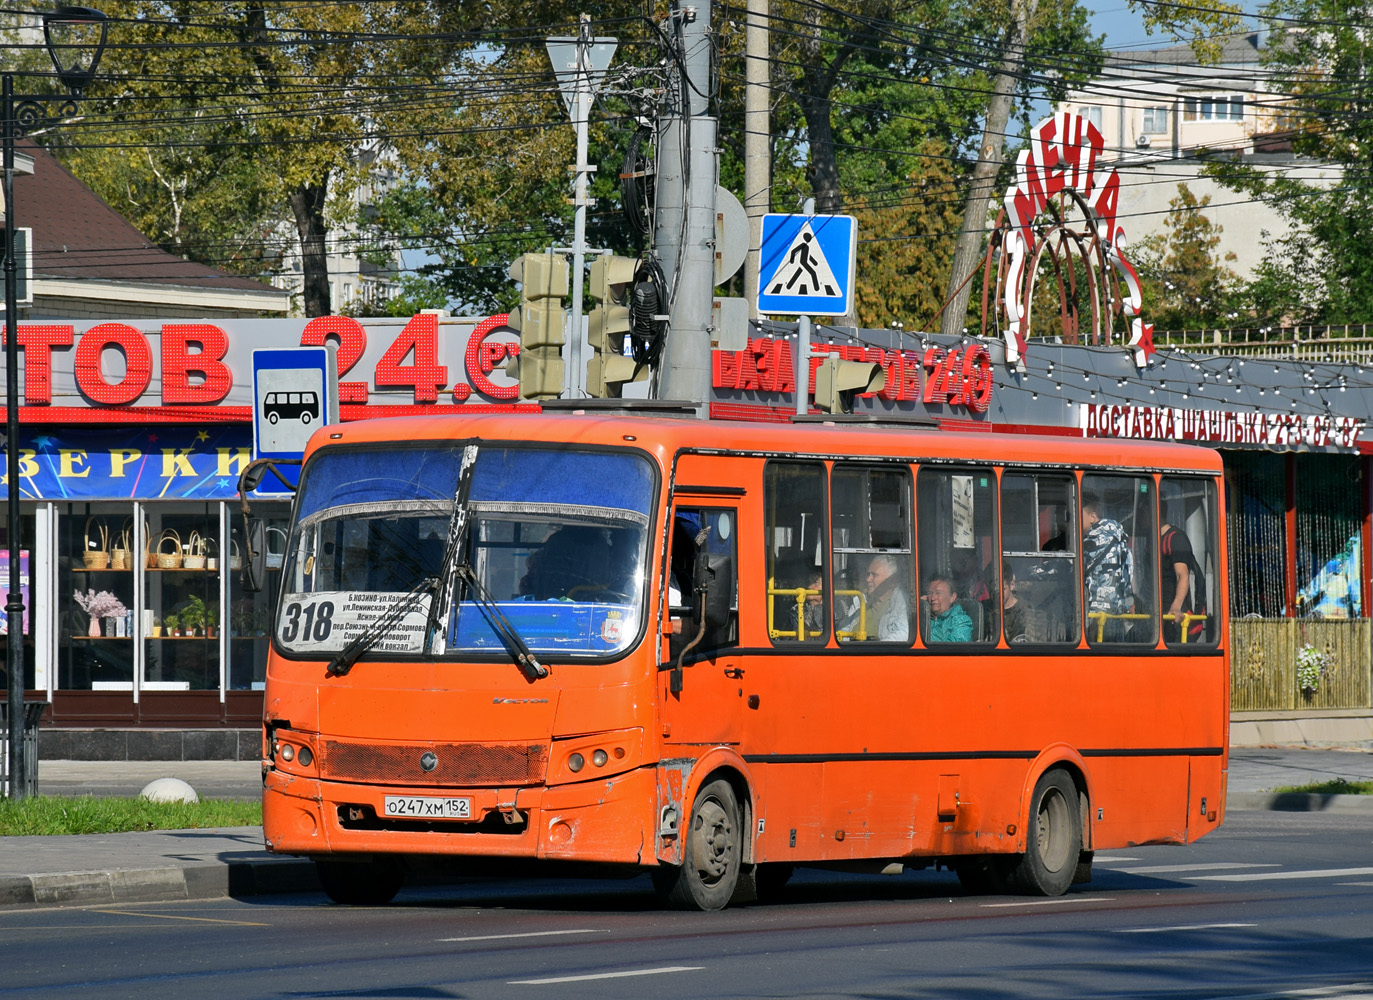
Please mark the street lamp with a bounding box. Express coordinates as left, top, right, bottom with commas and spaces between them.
5, 6, 107, 800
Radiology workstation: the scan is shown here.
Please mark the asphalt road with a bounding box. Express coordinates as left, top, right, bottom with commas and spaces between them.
3, 808, 1372, 1000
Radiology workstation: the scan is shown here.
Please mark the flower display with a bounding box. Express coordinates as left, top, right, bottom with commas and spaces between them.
1297, 643, 1330, 695
73, 589, 127, 620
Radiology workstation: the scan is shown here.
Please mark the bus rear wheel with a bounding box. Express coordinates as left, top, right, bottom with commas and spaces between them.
315, 856, 404, 905
1008, 769, 1081, 896
652, 778, 742, 911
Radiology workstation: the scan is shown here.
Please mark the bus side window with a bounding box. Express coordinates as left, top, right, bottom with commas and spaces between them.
1081, 474, 1158, 646
1001, 472, 1079, 644
1160, 476, 1220, 646
917, 468, 997, 644
831, 464, 912, 644
668, 506, 738, 656
764, 462, 828, 644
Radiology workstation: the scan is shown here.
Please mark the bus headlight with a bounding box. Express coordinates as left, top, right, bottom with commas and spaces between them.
549, 729, 643, 784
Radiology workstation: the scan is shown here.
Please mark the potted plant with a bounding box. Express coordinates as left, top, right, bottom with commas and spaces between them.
205, 606, 218, 638
163, 612, 180, 637
151, 615, 163, 638
180, 596, 206, 637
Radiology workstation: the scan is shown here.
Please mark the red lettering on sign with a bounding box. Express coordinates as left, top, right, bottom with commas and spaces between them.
74, 323, 153, 405
162, 324, 232, 404
713, 347, 743, 390
301, 315, 368, 403
464, 314, 518, 401
375, 312, 447, 403
15, 324, 73, 404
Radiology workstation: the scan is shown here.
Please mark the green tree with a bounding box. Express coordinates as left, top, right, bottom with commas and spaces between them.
45, 2, 468, 315
1205, 0, 1373, 324
1135, 183, 1239, 333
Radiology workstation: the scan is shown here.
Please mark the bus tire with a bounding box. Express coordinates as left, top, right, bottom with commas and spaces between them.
315, 857, 404, 905
652, 778, 742, 911
1008, 769, 1081, 896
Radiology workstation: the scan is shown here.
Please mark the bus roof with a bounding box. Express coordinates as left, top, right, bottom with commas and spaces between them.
304, 412, 1224, 476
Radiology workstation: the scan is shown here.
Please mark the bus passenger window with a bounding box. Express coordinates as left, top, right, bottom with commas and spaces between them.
1000, 472, 1079, 644
1081, 474, 1158, 646
764, 463, 828, 643
916, 468, 997, 644
1160, 477, 1219, 646
831, 464, 912, 643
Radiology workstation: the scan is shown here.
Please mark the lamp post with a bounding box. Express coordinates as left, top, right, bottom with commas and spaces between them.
4, 6, 107, 800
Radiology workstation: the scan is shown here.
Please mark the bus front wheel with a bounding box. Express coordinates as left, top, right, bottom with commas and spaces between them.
1008, 769, 1081, 896
652, 778, 742, 911
315, 857, 404, 905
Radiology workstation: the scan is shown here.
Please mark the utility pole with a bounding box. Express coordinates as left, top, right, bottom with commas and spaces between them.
653, 1, 718, 412
743, 0, 769, 320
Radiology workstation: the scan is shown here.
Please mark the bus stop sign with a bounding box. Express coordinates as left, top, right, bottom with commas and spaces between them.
251, 347, 336, 494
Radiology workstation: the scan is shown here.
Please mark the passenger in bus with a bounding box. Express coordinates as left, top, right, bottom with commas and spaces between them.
787, 566, 825, 638
1160, 521, 1205, 642
1002, 560, 1028, 643
924, 574, 973, 642
1082, 495, 1135, 640
840, 554, 908, 641
954, 549, 990, 602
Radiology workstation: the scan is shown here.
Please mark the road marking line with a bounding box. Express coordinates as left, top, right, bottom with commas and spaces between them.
440, 929, 606, 943
1116, 922, 1257, 934
93, 909, 270, 927
1213, 983, 1373, 1000
1337, 882, 1373, 887
1094, 856, 1141, 863
1193, 867, 1373, 882
982, 897, 1114, 908
510, 966, 702, 985
1114, 863, 1280, 875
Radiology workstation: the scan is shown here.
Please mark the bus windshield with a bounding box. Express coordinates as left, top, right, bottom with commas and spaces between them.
279, 444, 656, 661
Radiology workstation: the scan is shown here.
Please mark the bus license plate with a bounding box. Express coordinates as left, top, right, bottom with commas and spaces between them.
383, 795, 473, 819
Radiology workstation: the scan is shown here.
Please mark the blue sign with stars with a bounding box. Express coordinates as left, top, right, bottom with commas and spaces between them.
3, 427, 252, 500
757, 213, 857, 317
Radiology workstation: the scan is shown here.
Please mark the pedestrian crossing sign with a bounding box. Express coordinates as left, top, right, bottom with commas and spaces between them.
757, 213, 857, 317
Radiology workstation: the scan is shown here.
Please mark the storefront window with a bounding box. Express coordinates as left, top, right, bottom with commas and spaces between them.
144, 504, 220, 691
0, 505, 38, 691
1226, 452, 1286, 618
58, 503, 136, 691
228, 505, 289, 689
1294, 455, 1363, 620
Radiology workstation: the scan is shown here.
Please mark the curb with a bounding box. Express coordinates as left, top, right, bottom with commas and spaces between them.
0, 858, 318, 911
1227, 792, 1373, 813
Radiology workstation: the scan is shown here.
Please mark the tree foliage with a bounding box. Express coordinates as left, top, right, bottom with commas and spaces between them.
1204, 0, 1373, 325
44, 1, 469, 315
1133, 184, 1240, 333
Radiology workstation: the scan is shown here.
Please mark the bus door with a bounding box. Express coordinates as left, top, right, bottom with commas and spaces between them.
661, 496, 741, 748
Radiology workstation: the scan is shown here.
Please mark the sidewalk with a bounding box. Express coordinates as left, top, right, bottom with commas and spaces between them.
3, 748, 1372, 912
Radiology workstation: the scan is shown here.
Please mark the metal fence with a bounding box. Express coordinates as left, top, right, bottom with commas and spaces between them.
1157, 326, 1373, 362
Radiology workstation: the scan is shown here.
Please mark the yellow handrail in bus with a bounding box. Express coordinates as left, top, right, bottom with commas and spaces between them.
766, 579, 823, 640
764, 579, 866, 640
1086, 611, 1152, 643
1086, 611, 1209, 643
1176, 612, 1207, 644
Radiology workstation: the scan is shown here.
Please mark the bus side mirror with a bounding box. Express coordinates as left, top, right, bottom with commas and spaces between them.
699, 553, 734, 629
242, 517, 266, 593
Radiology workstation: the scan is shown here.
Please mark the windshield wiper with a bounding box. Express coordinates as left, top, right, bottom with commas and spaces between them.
326, 575, 436, 677
456, 565, 548, 681
329, 440, 482, 678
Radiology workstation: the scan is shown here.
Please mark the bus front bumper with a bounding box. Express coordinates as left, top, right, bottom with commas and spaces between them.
262, 765, 655, 865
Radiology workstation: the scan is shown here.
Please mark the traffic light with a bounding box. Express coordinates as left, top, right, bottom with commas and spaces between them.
506, 252, 569, 399
586, 254, 646, 398
814, 356, 886, 414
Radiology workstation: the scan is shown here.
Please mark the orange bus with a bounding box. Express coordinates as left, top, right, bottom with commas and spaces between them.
258, 410, 1228, 909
